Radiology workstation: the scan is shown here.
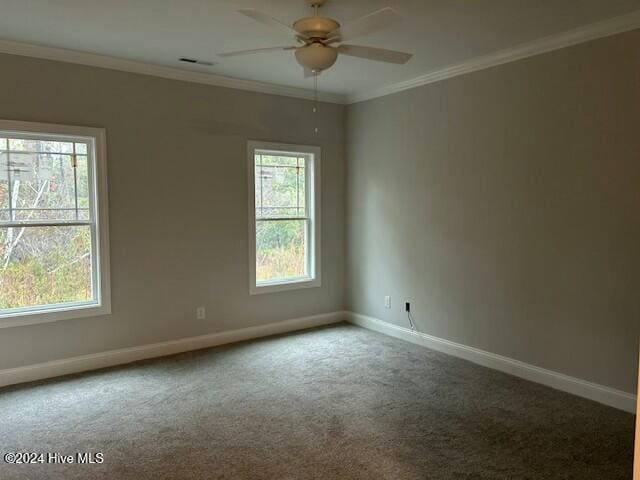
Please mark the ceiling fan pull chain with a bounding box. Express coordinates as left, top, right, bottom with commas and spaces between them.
313, 72, 319, 135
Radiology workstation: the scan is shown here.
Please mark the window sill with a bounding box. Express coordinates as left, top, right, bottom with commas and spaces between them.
0, 303, 111, 329
250, 277, 321, 295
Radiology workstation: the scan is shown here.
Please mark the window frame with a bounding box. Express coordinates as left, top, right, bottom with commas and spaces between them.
248, 140, 321, 295
0, 119, 111, 328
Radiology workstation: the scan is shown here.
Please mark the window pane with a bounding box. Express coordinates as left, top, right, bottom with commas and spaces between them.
76, 155, 90, 215
0, 153, 8, 222
0, 225, 94, 310
256, 219, 306, 283
3, 153, 88, 223
75, 143, 88, 155
255, 154, 306, 219
257, 154, 298, 167
8, 138, 73, 154
8, 138, 38, 152
0, 184, 7, 223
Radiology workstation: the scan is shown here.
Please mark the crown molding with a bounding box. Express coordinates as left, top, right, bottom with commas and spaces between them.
347, 9, 640, 104
0, 39, 347, 105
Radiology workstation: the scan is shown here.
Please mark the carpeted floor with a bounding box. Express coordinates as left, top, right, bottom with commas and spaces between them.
0, 323, 634, 479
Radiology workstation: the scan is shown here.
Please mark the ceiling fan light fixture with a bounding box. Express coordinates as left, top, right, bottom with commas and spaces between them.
295, 43, 338, 72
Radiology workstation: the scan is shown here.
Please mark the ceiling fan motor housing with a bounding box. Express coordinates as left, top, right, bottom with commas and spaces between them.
295, 43, 338, 71
293, 16, 340, 39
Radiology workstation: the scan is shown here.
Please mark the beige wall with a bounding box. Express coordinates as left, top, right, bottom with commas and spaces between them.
0, 53, 345, 369
1, 29, 638, 396
346, 30, 640, 394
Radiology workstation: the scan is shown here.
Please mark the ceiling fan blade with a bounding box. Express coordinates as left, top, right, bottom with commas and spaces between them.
238, 9, 305, 39
218, 46, 297, 58
337, 44, 412, 64
327, 7, 401, 42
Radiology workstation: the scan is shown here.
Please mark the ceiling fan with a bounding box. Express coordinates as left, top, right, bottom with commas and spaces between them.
218, 0, 413, 76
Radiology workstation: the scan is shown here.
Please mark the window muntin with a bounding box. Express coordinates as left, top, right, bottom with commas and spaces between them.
0, 126, 107, 320
249, 142, 320, 293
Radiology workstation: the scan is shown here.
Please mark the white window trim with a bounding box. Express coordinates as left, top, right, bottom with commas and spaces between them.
248, 140, 321, 295
0, 119, 111, 328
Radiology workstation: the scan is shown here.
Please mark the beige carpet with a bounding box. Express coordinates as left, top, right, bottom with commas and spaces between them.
0, 323, 634, 479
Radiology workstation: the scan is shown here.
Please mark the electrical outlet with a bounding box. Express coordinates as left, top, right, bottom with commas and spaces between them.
384, 296, 391, 309
196, 307, 206, 320
405, 302, 411, 312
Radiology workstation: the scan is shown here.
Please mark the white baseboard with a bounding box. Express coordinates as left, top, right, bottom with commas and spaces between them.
346, 312, 637, 414
3, 310, 635, 414
0, 311, 346, 389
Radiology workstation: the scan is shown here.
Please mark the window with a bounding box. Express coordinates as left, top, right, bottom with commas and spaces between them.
0, 120, 110, 327
248, 141, 320, 294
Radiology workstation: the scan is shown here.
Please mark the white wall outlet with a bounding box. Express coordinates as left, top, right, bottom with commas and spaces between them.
196, 307, 206, 320
384, 296, 391, 309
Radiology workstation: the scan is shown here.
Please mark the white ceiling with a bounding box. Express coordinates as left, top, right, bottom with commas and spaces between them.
0, 0, 639, 97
